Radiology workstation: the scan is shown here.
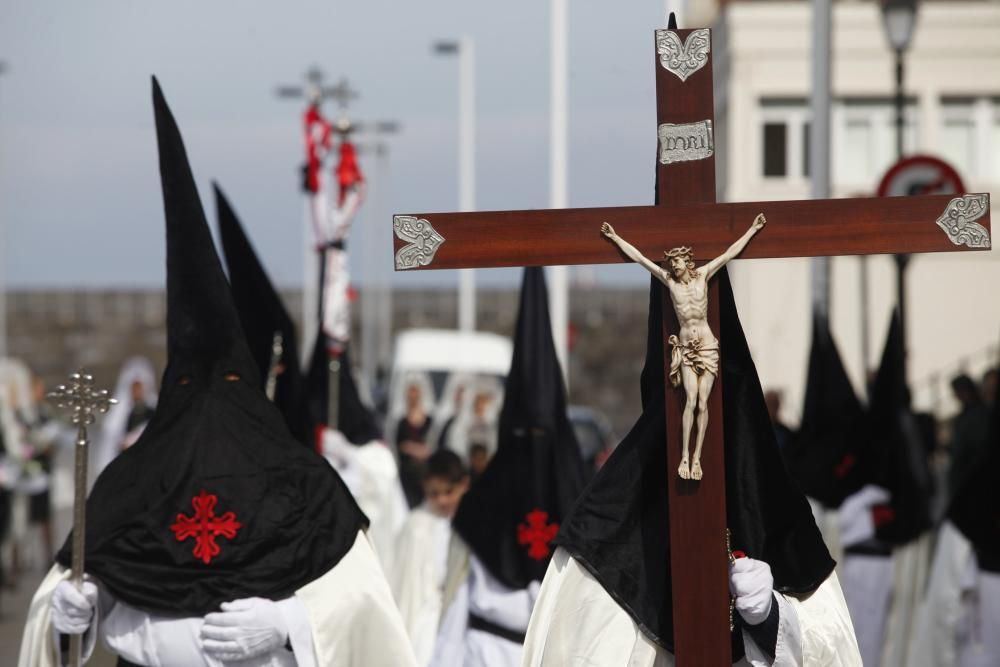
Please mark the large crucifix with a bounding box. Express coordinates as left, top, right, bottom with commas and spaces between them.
391, 17, 991, 666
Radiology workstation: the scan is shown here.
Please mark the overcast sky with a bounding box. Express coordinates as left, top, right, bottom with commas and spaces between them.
0, 1, 678, 289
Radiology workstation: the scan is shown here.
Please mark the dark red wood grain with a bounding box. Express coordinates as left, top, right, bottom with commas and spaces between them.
392, 193, 991, 271
654, 27, 731, 667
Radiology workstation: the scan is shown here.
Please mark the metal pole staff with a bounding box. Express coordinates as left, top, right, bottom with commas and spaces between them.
48, 371, 115, 667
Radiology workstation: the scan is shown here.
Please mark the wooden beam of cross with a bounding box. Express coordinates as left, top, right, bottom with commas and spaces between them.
391, 21, 991, 667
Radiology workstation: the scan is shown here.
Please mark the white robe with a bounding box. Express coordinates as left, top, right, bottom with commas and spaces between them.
522, 547, 861, 667
390, 506, 452, 666
432, 541, 540, 667
17, 530, 417, 667
837, 487, 931, 667
322, 429, 408, 573
909, 521, 1000, 667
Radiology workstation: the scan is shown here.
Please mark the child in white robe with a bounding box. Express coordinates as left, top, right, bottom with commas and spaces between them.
391, 450, 469, 666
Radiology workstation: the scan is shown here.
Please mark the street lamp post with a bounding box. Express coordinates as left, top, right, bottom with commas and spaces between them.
880, 0, 918, 366
434, 38, 477, 333
0, 61, 7, 361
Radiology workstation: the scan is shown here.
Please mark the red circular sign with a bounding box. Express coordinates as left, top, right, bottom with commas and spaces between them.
876, 155, 966, 198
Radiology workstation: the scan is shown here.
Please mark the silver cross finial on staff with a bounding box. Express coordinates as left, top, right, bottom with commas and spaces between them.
48, 370, 115, 667
49, 371, 116, 427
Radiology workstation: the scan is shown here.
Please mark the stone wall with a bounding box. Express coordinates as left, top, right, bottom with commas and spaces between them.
5, 287, 652, 436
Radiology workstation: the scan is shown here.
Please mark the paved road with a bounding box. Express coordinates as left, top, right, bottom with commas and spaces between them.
0, 566, 115, 666
0, 566, 44, 664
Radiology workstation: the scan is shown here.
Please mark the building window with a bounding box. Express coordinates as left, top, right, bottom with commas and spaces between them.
759, 98, 809, 181
763, 123, 787, 176
802, 122, 811, 178
832, 97, 917, 190
941, 98, 977, 180
940, 96, 1000, 183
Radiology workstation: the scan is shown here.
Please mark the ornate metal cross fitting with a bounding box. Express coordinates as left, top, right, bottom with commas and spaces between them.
49, 370, 117, 429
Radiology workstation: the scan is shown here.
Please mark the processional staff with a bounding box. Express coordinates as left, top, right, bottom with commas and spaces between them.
48, 371, 115, 667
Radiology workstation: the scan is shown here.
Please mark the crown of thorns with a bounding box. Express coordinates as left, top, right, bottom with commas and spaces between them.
663, 246, 693, 260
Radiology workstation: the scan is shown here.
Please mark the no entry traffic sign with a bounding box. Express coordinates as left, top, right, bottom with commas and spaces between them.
877, 154, 967, 198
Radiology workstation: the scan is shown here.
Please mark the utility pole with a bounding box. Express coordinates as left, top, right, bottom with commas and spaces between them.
810, 0, 832, 319
0, 61, 7, 361
433, 39, 477, 332
549, 0, 570, 381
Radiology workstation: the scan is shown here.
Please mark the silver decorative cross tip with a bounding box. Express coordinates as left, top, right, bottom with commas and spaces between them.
49, 370, 117, 427
936, 193, 991, 249
394, 215, 446, 270
655, 28, 711, 82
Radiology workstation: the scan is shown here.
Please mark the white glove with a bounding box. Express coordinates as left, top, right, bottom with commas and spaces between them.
200, 597, 289, 661
838, 484, 891, 548
52, 578, 99, 635
729, 557, 774, 626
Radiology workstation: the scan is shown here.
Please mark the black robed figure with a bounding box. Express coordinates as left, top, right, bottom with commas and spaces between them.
549, 273, 836, 661
783, 313, 870, 509
18, 77, 418, 667
864, 313, 932, 547
452, 266, 588, 590
434, 267, 588, 662
54, 80, 367, 614
215, 185, 310, 446
214, 183, 382, 450
948, 348, 1000, 575
303, 335, 382, 448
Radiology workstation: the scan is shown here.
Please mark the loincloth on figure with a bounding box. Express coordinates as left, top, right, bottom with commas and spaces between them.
667, 335, 719, 388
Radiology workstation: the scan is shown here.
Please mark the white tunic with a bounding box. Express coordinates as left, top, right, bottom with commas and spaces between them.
322, 429, 408, 573
909, 521, 1000, 667
390, 506, 452, 667
522, 548, 861, 666
18, 530, 417, 667
837, 487, 931, 666
432, 551, 540, 667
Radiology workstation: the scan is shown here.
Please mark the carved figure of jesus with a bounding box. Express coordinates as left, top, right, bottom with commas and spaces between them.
601, 214, 766, 480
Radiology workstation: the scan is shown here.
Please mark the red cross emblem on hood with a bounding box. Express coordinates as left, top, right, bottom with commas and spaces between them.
517, 509, 559, 561
170, 491, 242, 564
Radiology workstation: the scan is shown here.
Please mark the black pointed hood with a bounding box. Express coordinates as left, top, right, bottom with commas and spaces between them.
783, 313, 869, 508
949, 356, 1000, 572
452, 267, 588, 589
215, 184, 308, 445
554, 271, 834, 655
865, 312, 932, 545
304, 333, 382, 446
56, 79, 367, 615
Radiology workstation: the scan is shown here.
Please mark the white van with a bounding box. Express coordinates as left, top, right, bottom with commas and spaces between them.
385, 329, 513, 447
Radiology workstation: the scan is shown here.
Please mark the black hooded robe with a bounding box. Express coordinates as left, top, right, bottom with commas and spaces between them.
837, 312, 933, 667
434, 267, 588, 666
17, 79, 416, 667
522, 274, 860, 665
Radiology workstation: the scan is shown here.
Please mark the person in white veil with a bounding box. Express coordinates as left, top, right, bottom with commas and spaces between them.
390, 373, 437, 508
91, 357, 158, 482
462, 378, 503, 478
430, 374, 472, 456
0, 359, 46, 580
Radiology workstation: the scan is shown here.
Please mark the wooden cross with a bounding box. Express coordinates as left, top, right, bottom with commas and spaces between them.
391, 18, 991, 666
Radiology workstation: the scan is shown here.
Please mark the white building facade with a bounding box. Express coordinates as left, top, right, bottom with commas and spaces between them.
708, 0, 1000, 420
